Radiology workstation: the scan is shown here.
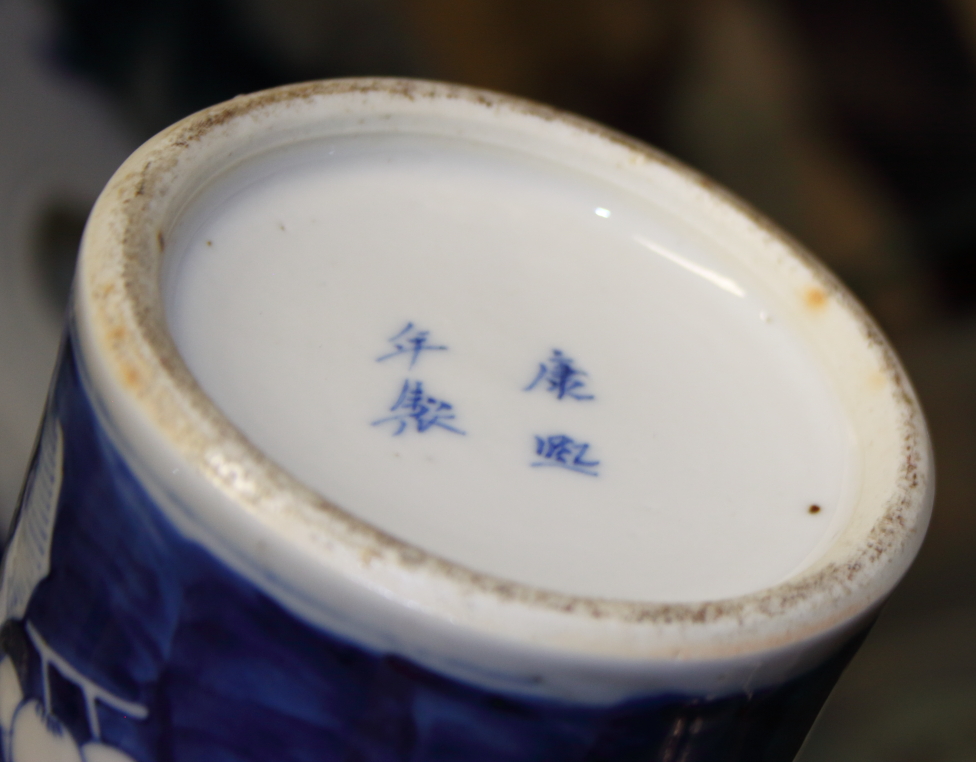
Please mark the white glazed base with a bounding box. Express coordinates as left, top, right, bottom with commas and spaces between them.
165, 131, 857, 603
72, 79, 933, 703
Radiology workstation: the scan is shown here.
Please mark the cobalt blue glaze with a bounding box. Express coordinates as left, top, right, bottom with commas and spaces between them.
371, 379, 466, 436
376, 323, 448, 369
524, 349, 594, 401
0, 333, 867, 762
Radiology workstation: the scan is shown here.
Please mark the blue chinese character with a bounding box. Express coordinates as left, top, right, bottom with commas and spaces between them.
377, 322, 447, 368
532, 435, 600, 476
525, 349, 594, 400
372, 380, 465, 436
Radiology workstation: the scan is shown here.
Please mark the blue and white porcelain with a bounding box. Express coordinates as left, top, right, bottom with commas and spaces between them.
0, 79, 933, 761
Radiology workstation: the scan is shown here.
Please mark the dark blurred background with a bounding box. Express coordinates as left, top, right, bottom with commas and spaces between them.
1, 0, 975, 757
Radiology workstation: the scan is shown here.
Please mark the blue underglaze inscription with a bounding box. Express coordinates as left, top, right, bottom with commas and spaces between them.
372, 380, 465, 436
532, 435, 600, 476
377, 323, 447, 369
525, 350, 594, 401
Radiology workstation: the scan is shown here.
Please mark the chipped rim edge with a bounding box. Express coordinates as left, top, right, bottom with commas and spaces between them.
74, 78, 934, 673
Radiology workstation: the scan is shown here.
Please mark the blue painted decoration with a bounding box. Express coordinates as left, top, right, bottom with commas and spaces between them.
0, 331, 868, 761
532, 435, 600, 476
376, 323, 447, 369
372, 380, 465, 436
525, 350, 594, 401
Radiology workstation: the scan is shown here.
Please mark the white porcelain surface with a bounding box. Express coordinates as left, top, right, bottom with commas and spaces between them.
166, 133, 857, 602
74, 80, 933, 702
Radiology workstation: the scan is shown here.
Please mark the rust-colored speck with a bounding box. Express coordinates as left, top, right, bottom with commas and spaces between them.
157, 230, 165, 250
804, 287, 828, 311
808, 504, 821, 514
868, 371, 886, 391
122, 365, 142, 389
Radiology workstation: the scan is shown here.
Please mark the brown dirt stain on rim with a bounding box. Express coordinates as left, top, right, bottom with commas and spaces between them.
101, 77, 933, 635
167, 77, 665, 163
